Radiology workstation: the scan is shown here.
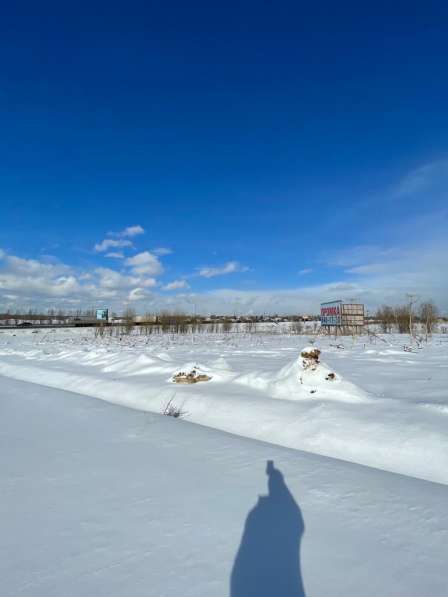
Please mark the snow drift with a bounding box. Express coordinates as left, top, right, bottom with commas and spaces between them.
0, 329, 447, 485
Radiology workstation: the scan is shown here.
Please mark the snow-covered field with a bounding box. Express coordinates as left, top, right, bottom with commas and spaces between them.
0, 328, 447, 483
1, 328, 448, 596
2, 376, 447, 597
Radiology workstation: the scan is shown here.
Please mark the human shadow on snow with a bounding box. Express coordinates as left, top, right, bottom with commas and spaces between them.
230, 460, 306, 597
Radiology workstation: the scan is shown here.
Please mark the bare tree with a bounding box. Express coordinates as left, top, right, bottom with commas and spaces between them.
290, 321, 303, 335
123, 307, 136, 334
222, 318, 233, 333
406, 294, 419, 341
394, 305, 410, 334
375, 305, 395, 333
419, 301, 438, 341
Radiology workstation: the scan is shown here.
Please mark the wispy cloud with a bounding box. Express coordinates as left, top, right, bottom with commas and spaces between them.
94, 239, 133, 253
298, 268, 312, 275
346, 263, 386, 275
162, 279, 189, 291
323, 245, 396, 268
95, 225, 145, 253
394, 159, 448, 198
119, 225, 145, 237
105, 252, 124, 259
198, 261, 249, 278
153, 247, 173, 256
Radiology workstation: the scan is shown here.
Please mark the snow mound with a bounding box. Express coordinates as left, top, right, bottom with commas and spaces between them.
267, 355, 368, 403
237, 347, 369, 403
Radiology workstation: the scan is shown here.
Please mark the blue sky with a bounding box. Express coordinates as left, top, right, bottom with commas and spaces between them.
1, 3, 447, 313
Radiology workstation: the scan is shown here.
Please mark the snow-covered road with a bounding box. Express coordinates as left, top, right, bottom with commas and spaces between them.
1, 376, 447, 596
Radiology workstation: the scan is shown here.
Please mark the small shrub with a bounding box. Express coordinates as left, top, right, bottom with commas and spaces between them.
162, 398, 186, 418
290, 322, 304, 334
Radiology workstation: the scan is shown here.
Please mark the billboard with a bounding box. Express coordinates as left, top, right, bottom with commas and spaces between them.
95, 308, 109, 321
340, 303, 364, 326
320, 301, 342, 326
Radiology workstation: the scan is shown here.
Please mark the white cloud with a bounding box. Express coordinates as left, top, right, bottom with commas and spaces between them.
105, 252, 124, 259
1, 236, 447, 315
119, 225, 145, 237
5, 255, 69, 276
140, 278, 158, 288
94, 239, 133, 253
153, 247, 173, 256
0, 250, 162, 310
198, 261, 249, 278
298, 268, 312, 275
162, 279, 190, 291
0, 253, 81, 298
125, 251, 163, 276
95, 268, 137, 290
94, 268, 157, 291
128, 287, 147, 301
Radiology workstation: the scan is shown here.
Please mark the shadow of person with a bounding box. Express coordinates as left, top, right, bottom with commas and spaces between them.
230, 460, 306, 597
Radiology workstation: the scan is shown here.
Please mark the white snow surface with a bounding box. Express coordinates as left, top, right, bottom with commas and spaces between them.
0, 329, 447, 484
1, 375, 447, 596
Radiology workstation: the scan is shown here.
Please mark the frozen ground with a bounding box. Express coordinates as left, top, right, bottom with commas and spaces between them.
0, 328, 447, 484
1, 376, 447, 597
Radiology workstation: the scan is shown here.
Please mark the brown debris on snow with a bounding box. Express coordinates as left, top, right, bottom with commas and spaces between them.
172, 369, 212, 384
300, 347, 321, 370
325, 372, 336, 381
300, 348, 321, 362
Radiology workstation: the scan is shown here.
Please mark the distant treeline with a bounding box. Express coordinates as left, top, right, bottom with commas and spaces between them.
0, 308, 316, 326
0, 308, 97, 325
1, 303, 445, 338
374, 301, 439, 339
95, 310, 319, 336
